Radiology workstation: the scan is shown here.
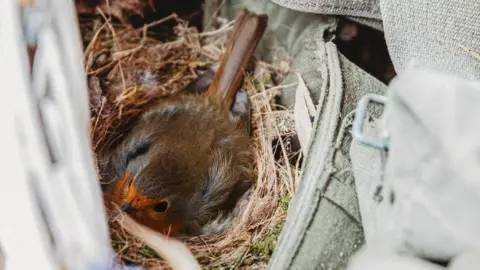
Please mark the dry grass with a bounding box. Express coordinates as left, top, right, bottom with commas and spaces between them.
82, 12, 299, 269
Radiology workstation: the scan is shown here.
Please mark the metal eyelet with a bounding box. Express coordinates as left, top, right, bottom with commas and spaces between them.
352, 93, 389, 150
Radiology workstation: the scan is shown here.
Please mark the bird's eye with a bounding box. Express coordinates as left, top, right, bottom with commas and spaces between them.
153, 201, 169, 213
125, 140, 150, 165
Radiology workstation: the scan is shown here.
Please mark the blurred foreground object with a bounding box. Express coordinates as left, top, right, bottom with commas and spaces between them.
350, 64, 480, 269
348, 245, 480, 270
0, 0, 122, 269
118, 215, 201, 270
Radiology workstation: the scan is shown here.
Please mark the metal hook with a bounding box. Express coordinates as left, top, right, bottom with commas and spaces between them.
352, 93, 389, 150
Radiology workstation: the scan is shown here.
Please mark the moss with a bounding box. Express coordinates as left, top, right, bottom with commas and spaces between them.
252, 222, 284, 263
139, 245, 159, 259
262, 73, 273, 85
250, 193, 290, 264
193, 61, 212, 68
280, 194, 291, 212
111, 234, 127, 251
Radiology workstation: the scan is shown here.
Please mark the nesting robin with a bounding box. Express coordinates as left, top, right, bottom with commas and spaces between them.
101, 9, 268, 236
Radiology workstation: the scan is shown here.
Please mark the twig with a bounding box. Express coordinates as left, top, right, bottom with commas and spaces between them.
199, 20, 235, 37
204, 0, 227, 31
96, 7, 127, 89
88, 60, 117, 75
142, 13, 179, 30
294, 151, 302, 191
96, 7, 121, 50
250, 82, 297, 98
91, 97, 106, 136
260, 82, 295, 196
197, 236, 214, 256
118, 61, 126, 90
83, 22, 107, 61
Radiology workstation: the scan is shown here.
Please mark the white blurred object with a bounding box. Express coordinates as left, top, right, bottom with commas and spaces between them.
447, 249, 480, 270
0, 0, 121, 269
379, 65, 480, 260
346, 245, 446, 270
347, 245, 480, 270
351, 63, 480, 264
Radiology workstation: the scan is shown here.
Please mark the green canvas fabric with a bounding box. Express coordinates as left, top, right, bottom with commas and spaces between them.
273, 50, 386, 270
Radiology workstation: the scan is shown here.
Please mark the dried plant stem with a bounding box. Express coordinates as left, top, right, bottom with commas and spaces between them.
83, 22, 107, 61
199, 20, 235, 37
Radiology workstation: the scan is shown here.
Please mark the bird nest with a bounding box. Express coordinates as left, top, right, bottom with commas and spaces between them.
82, 13, 299, 269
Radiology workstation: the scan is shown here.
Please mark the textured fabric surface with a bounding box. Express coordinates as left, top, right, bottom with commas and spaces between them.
279, 50, 387, 270
272, 0, 382, 20
272, 40, 364, 270
380, 0, 480, 80
346, 16, 383, 31
268, 0, 480, 80
349, 117, 387, 244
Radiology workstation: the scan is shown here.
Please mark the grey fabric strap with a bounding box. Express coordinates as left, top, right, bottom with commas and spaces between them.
271, 0, 382, 20
272, 47, 387, 270
349, 117, 387, 244
273, 41, 362, 270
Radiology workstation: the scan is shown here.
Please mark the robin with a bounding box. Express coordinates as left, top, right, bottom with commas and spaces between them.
100, 9, 268, 236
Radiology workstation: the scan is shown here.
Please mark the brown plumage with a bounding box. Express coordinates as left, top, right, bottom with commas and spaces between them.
101, 9, 268, 236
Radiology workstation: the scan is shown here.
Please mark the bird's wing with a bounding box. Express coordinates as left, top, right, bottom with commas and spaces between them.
206, 9, 268, 111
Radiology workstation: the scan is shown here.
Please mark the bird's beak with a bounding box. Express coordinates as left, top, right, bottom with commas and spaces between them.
114, 202, 137, 218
